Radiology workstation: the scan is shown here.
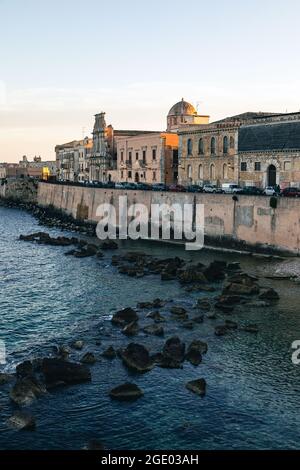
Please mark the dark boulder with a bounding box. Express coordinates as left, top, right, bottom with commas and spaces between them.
80, 352, 97, 365
41, 358, 91, 387
259, 288, 279, 301
122, 321, 139, 336
120, 343, 154, 373
7, 411, 36, 431
159, 336, 186, 368
111, 307, 139, 327
146, 311, 166, 322
203, 260, 227, 281
186, 378, 206, 396
16, 360, 33, 379
102, 346, 116, 359
100, 240, 118, 250
10, 378, 46, 406
170, 306, 188, 317
109, 383, 144, 401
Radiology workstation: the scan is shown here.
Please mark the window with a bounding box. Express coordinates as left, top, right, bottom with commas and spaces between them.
198, 164, 203, 180
121, 170, 124, 179
223, 163, 228, 179
152, 149, 157, 160
187, 165, 192, 180
211, 137, 216, 155
136, 152, 139, 161
284, 161, 291, 171
241, 162, 247, 171
187, 139, 193, 155
255, 162, 261, 171
198, 138, 204, 155
121, 151, 124, 161
153, 171, 156, 181
223, 136, 228, 154
142, 150, 146, 162
128, 151, 132, 162
230, 136, 235, 149
210, 164, 215, 180
128, 171, 132, 178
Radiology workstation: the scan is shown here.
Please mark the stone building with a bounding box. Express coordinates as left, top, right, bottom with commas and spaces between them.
178, 110, 300, 188
117, 132, 179, 185
117, 99, 204, 185
56, 138, 92, 182
238, 112, 300, 188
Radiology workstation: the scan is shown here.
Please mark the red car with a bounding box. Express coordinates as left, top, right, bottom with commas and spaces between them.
168, 184, 186, 192
281, 187, 300, 198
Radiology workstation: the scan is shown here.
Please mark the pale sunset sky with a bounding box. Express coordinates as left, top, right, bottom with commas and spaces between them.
0, 0, 300, 162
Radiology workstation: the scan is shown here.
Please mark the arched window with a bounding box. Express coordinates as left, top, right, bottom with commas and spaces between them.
187, 139, 193, 155
198, 164, 203, 180
211, 137, 216, 155
223, 163, 228, 180
198, 138, 204, 155
223, 136, 228, 154
187, 164, 192, 180
230, 136, 235, 149
210, 163, 215, 180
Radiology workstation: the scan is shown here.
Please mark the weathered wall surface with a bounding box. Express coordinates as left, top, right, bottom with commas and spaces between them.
0, 179, 38, 203
37, 182, 300, 255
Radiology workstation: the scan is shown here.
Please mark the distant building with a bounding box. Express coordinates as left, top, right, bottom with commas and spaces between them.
0, 164, 6, 179
18, 155, 57, 179
55, 138, 92, 182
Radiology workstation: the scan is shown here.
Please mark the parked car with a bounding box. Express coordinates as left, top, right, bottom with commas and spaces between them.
136, 182, 152, 191
123, 182, 137, 190
263, 186, 277, 196
203, 184, 223, 194
241, 186, 263, 196
186, 184, 203, 193
115, 182, 126, 189
281, 187, 300, 198
152, 183, 169, 191
222, 183, 243, 194
103, 181, 115, 188
168, 184, 186, 192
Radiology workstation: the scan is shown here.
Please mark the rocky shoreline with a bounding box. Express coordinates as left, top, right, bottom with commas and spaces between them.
0, 225, 282, 448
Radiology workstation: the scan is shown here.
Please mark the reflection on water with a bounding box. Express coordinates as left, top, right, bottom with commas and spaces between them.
0, 206, 300, 450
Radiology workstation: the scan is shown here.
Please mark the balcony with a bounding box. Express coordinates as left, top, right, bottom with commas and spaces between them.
138, 160, 147, 168
125, 160, 132, 167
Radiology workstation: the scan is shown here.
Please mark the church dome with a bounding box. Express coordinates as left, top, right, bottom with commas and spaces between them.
168, 98, 197, 117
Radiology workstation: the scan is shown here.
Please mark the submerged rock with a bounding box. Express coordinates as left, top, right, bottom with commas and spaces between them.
109, 383, 144, 401
111, 308, 139, 327
16, 360, 33, 379
71, 340, 84, 351
80, 352, 97, 365
259, 288, 280, 301
242, 324, 259, 333
120, 343, 154, 373
186, 378, 206, 396
215, 325, 228, 336
158, 336, 186, 368
0, 373, 14, 385
7, 411, 36, 431
42, 358, 91, 387
225, 320, 238, 330
170, 306, 188, 318
122, 321, 139, 336
100, 240, 118, 250
143, 324, 164, 336
102, 346, 117, 359
146, 311, 166, 322
10, 378, 46, 406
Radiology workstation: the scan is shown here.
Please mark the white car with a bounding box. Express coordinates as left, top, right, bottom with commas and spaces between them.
263, 186, 277, 196
203, 184, 223, 194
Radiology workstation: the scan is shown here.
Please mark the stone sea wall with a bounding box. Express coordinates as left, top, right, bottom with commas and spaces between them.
0, 179, 38, 203
37, 182, 300, 255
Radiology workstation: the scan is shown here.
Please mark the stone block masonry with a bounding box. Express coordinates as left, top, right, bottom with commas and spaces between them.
37, 182, 300, 256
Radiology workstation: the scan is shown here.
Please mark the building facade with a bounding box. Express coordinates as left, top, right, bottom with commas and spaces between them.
117, 132, 179, 185
56, 138, 92, 182
179, 111, 300, 188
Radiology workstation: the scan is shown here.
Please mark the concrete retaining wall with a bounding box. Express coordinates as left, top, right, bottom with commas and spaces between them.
37, 182, 300, 255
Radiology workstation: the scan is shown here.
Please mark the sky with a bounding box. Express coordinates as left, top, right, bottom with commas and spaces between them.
1, 0, 300, 162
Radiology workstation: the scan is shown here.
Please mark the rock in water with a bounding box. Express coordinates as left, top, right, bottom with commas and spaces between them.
242, 324, 259, 333
259, 288, 280, 301
120, 343, 154, 373
143, 324, 164, 336
186, 378, 207, 396
122, 321, 139, 336
42, 358, 91, 387
10, 378, 46, 406
71, 340, 84, 351
159, 336, 186, 368
111, 307, 139, 327
7, 411, 36, 431
80, 353, 97, 365
109, 383, 144, 401
102, 346, 116, 359
0, 373, 14, 385
215, 325, 228, 336
16, 360, 33, 378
